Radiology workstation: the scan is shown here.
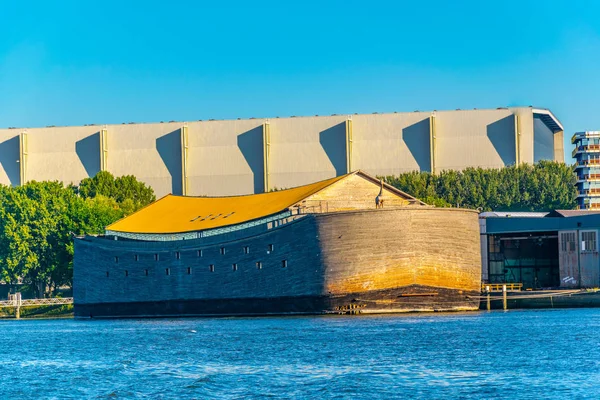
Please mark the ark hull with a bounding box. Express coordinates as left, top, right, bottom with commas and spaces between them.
75, 285, 480, 318
74, 208, 482, 318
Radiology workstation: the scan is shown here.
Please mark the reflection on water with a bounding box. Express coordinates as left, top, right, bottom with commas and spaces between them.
2, 310, 600, 399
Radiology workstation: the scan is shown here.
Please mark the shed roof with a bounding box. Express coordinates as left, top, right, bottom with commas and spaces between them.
106, 171, 421, 234
545, 210, 600, 218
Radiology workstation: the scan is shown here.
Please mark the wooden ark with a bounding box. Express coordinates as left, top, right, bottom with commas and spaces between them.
74, 171, 481, 317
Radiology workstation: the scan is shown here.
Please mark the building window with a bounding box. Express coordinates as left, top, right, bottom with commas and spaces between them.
114, 256, 119, 263
197, 249, 202, 257
282, 260, 287, 268
125, 270, 129, 277
243, 246, 250, 254
256, 261, 262, 270
232, 263, 238, 271
582, 231, 597, 252
154, 254, 159, 261
187, 267, 192, 275
268, 244, 274, 253
145, 269, 149, 276
176, 251, 181, 260
561, 232, 576, 252
220, 247, 226, 255
165, 268, 170, 276
488, 237, 500, 253
209, 264, 215, 272
134, 254, 139, 262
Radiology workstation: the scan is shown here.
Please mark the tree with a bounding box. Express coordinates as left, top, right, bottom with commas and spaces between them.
78, 171, 155, 213
382, 162, 576, 211
0, 173, 156, 296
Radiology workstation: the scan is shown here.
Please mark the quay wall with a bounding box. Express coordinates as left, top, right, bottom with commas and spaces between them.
1, 107, 562, 197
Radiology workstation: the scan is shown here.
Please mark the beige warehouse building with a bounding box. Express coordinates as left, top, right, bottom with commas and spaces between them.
0, 107, 563, 197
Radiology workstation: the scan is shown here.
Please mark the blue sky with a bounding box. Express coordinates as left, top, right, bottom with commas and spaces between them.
1, 0, 599, 161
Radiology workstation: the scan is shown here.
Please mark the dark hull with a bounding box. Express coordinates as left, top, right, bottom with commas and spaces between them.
75, 285, 480, 318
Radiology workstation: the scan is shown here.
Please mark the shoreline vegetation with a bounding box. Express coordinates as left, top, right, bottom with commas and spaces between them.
0, 304, 74, 319
382, 161, 576, 211
0, 172, 156, 299
0, 162, 575, 301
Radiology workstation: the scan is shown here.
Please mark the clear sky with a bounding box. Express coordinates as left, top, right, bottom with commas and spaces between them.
1, 0, 599, 161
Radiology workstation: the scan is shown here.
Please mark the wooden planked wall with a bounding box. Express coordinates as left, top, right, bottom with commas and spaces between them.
317, 208, 481, 294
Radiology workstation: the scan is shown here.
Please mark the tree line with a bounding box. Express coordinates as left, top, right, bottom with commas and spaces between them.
0, 172, 155, 297
383, 161, 577, 211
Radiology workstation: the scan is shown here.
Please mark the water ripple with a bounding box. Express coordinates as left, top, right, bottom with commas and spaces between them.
1, 310, 600, 399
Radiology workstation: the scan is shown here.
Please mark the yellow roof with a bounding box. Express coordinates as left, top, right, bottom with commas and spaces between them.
106, 175, 347, 234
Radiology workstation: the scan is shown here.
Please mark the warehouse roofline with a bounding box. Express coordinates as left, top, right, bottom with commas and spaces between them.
2, 106, 559, 131
532, 108, 564, 133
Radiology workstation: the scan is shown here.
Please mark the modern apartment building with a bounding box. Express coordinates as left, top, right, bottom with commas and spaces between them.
573, 131, 600, 209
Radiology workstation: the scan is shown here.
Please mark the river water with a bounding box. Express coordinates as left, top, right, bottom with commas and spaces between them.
1, 309, 599, 399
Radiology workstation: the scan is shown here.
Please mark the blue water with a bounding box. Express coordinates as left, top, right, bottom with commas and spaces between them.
1, 310, 600, 399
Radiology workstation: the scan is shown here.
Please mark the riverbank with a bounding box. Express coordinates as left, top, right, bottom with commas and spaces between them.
0, 304, 73, 319
479, 289, 600, 310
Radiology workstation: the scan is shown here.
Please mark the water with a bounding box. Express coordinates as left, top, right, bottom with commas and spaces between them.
1, 309, 600, 399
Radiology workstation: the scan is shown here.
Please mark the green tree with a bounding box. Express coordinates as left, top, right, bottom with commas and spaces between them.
382, 162, 577, 212
78, 171, 155, 212
0, 173, 156, 296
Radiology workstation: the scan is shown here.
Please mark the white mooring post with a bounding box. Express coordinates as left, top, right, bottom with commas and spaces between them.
486, 286, 491, 311
15, 292, 22, 319
502, 285, 507, 311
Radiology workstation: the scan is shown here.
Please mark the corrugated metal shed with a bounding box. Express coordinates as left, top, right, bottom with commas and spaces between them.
480, 211, 549, 218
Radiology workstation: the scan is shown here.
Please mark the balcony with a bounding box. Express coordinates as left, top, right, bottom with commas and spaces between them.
572, 131, 600, 144
577, 173, 600, 183
573, 144, 600, 157
575, 159, 600, 168
579, 203, 600, 210
578, 188, 600, 197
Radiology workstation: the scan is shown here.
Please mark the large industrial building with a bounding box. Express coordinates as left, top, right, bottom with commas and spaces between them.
0, 107, 564, 197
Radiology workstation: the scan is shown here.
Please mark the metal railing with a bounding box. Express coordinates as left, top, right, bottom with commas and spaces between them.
0, 296, 73, 308
482, 283, 523, 292
577, 159, 600, 166
580, 174, 600, 181
573, 145, 600, 157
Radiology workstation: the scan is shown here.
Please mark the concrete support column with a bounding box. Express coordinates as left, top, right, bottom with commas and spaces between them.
429, 113, 436, 174
100, 127, 108, 171
514, 114, 521, 165
19, 131, 28, 185
554, 130, 564, 163
346, 117, 353, 173
181, 124, 189, 196
263, 120, 271, 192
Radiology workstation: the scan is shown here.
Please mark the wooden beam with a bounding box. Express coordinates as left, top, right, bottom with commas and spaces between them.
263, 120, 270, 192
346, 117, 353, 173
19, 131, 28, 185
181, 124, 189, 195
